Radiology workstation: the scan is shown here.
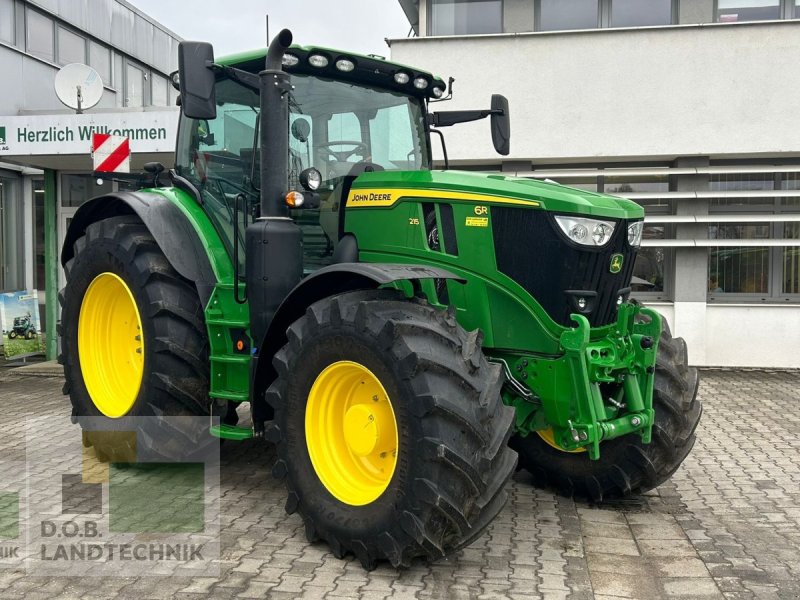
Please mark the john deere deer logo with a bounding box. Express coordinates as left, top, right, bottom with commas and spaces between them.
0, 126, 6, 145
609, 254, 624, 274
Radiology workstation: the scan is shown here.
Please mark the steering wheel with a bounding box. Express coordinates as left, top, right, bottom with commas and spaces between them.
317, 140, 369, 162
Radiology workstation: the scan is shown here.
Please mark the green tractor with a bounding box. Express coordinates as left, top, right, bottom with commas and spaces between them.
8, 314, 37, 340
59, 30, 700, 568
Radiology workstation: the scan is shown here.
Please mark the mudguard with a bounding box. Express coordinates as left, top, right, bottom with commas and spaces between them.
60, 191, 217, 305
250, 262, 466, 425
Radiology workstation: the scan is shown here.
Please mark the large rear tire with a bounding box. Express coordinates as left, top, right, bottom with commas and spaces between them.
510, 320, 701, 501
265, 290, 517, 569
60, 215, 210, 461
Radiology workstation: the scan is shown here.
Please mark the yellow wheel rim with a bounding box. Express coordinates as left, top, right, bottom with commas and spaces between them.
537, 428, 586, 453
78, 272, 144, 418
305, 361, 398, 506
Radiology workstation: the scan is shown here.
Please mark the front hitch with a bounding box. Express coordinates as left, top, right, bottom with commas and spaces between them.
497, 303, 662, 461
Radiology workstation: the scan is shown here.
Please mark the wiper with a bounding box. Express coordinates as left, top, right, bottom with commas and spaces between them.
210, 64, 260, 92
288, 93, 303, 115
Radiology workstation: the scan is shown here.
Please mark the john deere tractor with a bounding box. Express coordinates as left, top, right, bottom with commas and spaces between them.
59, 30, 700, 568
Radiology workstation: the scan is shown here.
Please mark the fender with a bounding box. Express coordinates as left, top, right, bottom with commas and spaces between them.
250, 262, 466, 427
60, 191, 217, 305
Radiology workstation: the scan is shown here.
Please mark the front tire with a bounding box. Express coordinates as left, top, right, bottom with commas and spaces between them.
265, 290, 517, 569
60, 215, 210, 461
511, 319, 701, 501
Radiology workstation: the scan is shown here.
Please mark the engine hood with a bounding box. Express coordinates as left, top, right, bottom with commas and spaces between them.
350, 169, 644, 220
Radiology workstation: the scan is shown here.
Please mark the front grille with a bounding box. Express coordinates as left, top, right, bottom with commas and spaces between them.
492, 207, 637, 328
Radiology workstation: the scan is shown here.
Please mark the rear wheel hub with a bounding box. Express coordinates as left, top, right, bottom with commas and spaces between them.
78, 272, 144, 418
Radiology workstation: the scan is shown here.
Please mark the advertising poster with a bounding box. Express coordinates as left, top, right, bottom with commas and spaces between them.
0, 291, 45, 359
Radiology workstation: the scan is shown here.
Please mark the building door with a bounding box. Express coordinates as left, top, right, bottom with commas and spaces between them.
57, 173, 113, 290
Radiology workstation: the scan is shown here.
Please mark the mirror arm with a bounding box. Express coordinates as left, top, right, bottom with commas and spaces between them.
427, 109, 493, 128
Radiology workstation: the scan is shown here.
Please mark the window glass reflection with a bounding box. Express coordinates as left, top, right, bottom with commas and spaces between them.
716, 0, 780, 23
539, 0, 599, 31
430, 0, 503, 35
611, 0, 673, 27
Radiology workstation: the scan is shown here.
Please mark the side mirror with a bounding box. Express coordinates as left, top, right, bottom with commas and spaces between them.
490, 94, 510, 156
178, 42, 217, 120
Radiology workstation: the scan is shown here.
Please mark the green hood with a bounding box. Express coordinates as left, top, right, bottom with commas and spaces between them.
351, 169, 644, 220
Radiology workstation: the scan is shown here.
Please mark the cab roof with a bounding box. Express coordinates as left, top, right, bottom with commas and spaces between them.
217, 44, 447, 100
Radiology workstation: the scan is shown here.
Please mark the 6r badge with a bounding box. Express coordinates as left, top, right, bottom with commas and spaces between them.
609, 253, 624, 274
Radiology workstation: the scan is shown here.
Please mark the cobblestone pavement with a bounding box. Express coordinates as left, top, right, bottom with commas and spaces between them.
0, 369, 798, 599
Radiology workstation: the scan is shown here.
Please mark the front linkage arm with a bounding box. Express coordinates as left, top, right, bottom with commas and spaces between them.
497, 303, 662, 460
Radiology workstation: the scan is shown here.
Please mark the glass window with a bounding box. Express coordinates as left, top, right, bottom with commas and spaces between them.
633, 197, 674, 297
328, 112, 366, 150
707, 173, 800, 299
633, 230, 671, 294
369, 104, 423, 170
716, 0, 780, 23
151, 73, 168, 107
611, 0, 673, 27
708, 224, 771, 295
538, 0, 599, 31
0, 0, 14, 45
61, 175, 112, 208
33, 180, 45, 294
26, 9, 54, 62
604, 175, 669, 195
57, 26, 85, 65
175, 79, 260, 275
711, 172, 773, 192
89, 42, 112, 87
783, 223, 800, 294
430, 0, 503, 35
125, 64, 144, 107
0, 176, 24, 292
560, 178, 599, 192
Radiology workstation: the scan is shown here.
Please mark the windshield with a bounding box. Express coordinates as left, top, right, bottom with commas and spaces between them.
175, 75, 431, 273
288, 74, 431, 187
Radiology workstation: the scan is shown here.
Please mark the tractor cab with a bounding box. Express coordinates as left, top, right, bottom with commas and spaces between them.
173, 43, 506, 275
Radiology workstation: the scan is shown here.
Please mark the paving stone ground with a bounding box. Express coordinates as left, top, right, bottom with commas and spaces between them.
0, 369, 798, 599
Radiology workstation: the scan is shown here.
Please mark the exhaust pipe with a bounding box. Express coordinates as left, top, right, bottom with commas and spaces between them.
259, 28, 293, 218
248, 29, 303, 397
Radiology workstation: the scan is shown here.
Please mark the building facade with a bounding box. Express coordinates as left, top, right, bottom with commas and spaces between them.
0, 0, 180, 357
391, 0, 800, 368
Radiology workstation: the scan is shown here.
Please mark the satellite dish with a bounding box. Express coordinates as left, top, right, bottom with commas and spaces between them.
55, 63, 104, 113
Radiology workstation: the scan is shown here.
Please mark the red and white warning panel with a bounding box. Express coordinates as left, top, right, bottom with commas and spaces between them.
92, 133, 130, 173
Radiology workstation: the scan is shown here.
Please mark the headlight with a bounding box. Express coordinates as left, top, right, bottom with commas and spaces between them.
299, 167, 322, 191
394, 72, 410, 84
413, 77, 428, 89
282, 54, 300, 67
335, 58, 355, 72
555, 216, 616, 247
627, 221, 644, 247
308, 54, 329, 68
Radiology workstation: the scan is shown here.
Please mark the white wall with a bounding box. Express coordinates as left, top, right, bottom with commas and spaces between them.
390, 21, 800, 164
646, 303, 799, 368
